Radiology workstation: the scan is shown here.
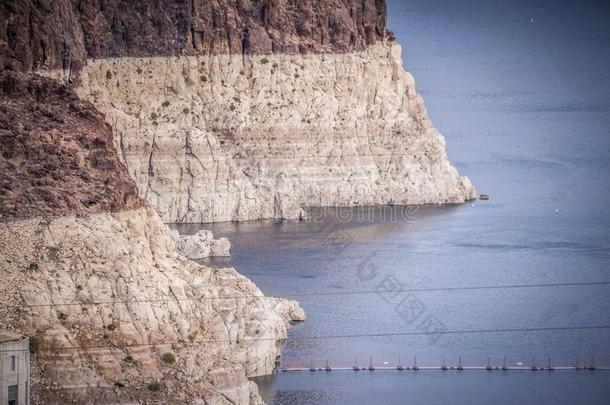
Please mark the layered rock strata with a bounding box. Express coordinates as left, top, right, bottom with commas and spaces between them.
0, 72, 303, 404
2, 0, 473, 224
1, 0, 475, 401
73, 42, 474, 222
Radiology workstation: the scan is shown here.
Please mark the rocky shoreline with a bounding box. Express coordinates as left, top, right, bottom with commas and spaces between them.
0, 71, 303, 404
1, 0, 474, 403
0, 207, 303, 404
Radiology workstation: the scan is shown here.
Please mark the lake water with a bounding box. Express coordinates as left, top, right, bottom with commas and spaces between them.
173, 0, 610, 403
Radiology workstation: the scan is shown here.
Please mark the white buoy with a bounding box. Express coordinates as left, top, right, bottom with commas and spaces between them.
555, 209, 559, 214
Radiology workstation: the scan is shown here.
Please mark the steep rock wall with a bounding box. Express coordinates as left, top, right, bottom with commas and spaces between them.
0, 71, 142, 220
1, 0, 387, 72
73, 42, 475, 223
2, 0, 474, 224
0, 207, 303, 404
0, 72, 303, 404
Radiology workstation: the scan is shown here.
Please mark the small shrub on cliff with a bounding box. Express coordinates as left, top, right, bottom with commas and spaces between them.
230, 104, 236, 111
261, 57, 269, 64
114, 381, 125, 388
162, 352, 176, 364
161, 101, 170, 107
233, 96, 240, 103
106, 70, 112, 80
123, 355, 134, 363
147, 382, 160, 392
28, 336, 40, 354
200, 75, 208, 82
183, 108, 190, 115
28, 262, 39, 271
106, 324, 116, 331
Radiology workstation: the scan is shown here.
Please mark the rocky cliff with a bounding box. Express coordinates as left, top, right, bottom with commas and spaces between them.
1, 1, 473, 402
1, 0, 386, 72
0, 72, 303, 404
0, 71, 142, 219
73, 42, 474, 222
2, 0, 473, 223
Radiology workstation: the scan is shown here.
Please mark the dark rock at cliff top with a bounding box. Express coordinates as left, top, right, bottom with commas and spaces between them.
0, 0, 388, 72
0, 71, 142, 220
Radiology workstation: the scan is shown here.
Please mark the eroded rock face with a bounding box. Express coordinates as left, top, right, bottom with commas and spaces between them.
1, 2, 474, 402
170, 229, 232, 259
0, 72, 303, 404
0, 207, 302, 404
1, 0, 387, 72
2, 0, 474, 225
0, 71, 142, 220
72, 42, 475, 223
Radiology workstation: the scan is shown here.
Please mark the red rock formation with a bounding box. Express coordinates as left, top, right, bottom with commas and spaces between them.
0, 71, 142, 220
0, 0, 388, 72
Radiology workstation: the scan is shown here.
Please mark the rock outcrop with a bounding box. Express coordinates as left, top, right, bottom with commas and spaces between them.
0, 71, 142, 220
2, 0, 474, 224
0, 207, 302, 404
1, 0, 475, 401
1, 0, 387, 72
71, 42, 474, 222
0, 72, 302, 404
171, 229, 231, 259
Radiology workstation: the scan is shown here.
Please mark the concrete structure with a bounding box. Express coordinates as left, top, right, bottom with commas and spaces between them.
0, 332, 30, 405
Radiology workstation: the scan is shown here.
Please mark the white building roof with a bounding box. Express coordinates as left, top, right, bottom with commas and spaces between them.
0, 331, 26, 344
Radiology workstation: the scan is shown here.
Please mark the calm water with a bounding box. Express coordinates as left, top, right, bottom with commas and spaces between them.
174, 0, 610, 403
